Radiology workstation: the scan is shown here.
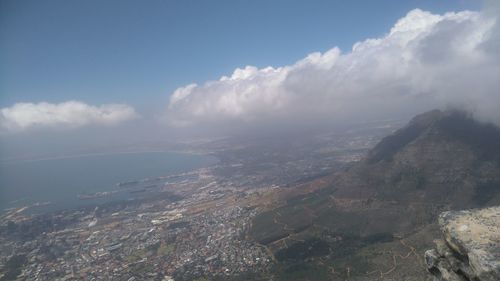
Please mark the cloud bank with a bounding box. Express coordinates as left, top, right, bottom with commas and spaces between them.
167, 8, 500, 131
0, 101, 139, 132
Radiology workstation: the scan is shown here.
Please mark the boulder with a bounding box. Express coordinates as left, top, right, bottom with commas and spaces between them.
425, 206, 500, 281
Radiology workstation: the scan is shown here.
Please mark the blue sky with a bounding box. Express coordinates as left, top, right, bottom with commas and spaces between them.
0, 0, 479, 109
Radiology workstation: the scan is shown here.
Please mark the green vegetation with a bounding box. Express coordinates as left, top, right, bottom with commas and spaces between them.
157, 242, 175, 256
0, 254, 27, 281
275, 238, 330, 261
248, 210, 288, 244
124, 248, 149, 263
273, 262, 332, 281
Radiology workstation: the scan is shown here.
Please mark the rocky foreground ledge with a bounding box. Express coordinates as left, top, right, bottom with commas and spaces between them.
425, 206, 500, 281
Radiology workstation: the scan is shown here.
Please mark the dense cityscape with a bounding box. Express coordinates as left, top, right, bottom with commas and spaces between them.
0, 125, 394, 281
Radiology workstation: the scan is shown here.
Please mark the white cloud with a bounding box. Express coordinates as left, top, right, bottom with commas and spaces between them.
167, 8, 500, 130
0, 101, 139, 132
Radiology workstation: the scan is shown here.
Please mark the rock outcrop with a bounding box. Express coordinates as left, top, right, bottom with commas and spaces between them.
425, 206, 500, 281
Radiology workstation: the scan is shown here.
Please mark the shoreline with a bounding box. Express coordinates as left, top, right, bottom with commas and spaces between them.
0, 149, 216, 166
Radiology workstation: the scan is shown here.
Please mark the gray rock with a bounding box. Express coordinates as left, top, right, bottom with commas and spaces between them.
425, 249, 440, 269
425, 248, 468, 281
425, 206, 500, 281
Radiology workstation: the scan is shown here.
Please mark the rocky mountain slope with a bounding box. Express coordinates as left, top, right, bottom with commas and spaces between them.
334, 109, 500, 207
248, 109, 500, 280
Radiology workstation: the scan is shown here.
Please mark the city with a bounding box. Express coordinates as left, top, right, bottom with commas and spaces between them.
0, 126, 393, 280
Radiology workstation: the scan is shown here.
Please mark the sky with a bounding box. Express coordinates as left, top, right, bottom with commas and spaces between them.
0, 0, 480, 107
1, 0, 499, 159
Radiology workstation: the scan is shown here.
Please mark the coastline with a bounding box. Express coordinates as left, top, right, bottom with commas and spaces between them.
0, 151, 219, 215
0, 149, 216, 166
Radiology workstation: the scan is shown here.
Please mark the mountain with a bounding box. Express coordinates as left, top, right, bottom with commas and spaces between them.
334, 109, 500, 207
248, 109, 500, 281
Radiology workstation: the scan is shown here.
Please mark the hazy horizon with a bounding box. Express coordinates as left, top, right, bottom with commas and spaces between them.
2, 0, 500, 160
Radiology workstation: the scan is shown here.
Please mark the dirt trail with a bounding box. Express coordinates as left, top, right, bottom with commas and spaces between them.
365, 239, 422, 280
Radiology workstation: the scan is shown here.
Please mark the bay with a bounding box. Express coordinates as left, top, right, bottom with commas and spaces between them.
0, 151, 217, 214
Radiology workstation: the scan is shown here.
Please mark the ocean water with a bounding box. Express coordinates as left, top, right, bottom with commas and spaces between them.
0, 151, 217, 214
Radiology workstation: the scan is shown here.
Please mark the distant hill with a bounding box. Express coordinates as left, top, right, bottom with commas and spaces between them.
248, 109, 500, 281
335, 109, 500, 207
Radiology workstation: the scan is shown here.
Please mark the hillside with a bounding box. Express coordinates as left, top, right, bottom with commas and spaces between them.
335, 109, 500, 206
248, 109, 500, 280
